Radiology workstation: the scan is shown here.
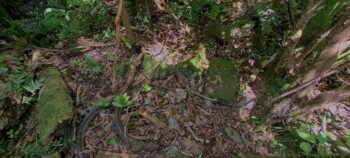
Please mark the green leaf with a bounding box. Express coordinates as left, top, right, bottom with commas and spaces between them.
108, 138, 117, 145
22, 96, 33, 105
0, 64, 8, 73
297, 129, 316, 143
96, 99, 110, 107
299, 142, 312, 155
119, 35, 132, 49
317, 132, 328, 144
346, 137, 350, 148
24, 79, 44, 94
141, 83, 152, 92
112, 93, 132, 108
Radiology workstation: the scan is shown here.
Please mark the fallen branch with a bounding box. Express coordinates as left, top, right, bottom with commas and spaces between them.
270, 69, 337, 103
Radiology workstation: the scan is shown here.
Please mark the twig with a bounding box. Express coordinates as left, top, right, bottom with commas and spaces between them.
190, 90, 218, 102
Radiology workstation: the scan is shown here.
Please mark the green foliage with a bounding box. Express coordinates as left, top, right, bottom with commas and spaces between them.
108, 138, 117, 145
0, 64, 8, 73
92, 98, 110, 107
7, 66, 42, 105
23, 79, 44, 94
119, 35, 132, 49
103, 28, 115, 40
263, 76, 292, 96
255, 7, 279, 35
6, 129, 20, 139
170, 0, 229, 24
299, 142, 312, 155
74, 55, 103, 74
295, 129, 334, 156
20, 0, 110, 45
141, 83, 152, 92
296, 129, 316, 143
0, 21, 25, 42
21, 138, 66, 158
112, 93, 132, 108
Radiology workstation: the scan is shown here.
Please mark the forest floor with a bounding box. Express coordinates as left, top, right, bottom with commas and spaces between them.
2, 5, 350, 157
24, 15, 350, 157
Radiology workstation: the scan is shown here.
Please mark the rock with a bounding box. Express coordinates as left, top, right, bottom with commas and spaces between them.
166, 88, 187, 104
142, 54, 173, 79
175, 45, 209, 79
142, 45, 209, 80
168, 116, 180, 131
143, 96, 152, 105
181, 138, 203, 157
37, 68, 74, 144
54, 41, 64, 49
224, 127, 243, 143
205, 57, 238, 103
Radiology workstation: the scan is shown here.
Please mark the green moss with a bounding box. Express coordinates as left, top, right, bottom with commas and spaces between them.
176, 45, 209, 79
142, 45, 209, 80
116, 56, 136, 77
37, 69, 73, 144
205, 58, 238, 102
298, 0, 347, 46
142, 54, 173, 79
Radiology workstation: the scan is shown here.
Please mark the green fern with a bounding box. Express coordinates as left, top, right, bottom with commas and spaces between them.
112, 93, 132, 108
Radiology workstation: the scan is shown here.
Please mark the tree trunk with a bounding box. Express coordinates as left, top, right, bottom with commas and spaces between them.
269, 5, 350, 118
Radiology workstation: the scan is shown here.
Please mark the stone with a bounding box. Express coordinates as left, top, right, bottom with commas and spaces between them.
205, 57, 238, 102
175, 45, 209, 79
142, 44, 209, 80
168, 116, 180, 131
37, 68, 74, 144
181, 138, 203, 157
166, 88, 187, 104
142, 54, 173, 79
224, 127, 243, 143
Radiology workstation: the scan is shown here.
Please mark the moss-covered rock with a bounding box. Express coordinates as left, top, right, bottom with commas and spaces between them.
37, 68, 73, 144
205, 58, 238, 103
142, 45, 209, 80
176, 45, 209, 79
142, 54, 174, 79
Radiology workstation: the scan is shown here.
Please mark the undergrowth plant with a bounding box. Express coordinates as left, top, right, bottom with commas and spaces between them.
74, 55, 103, 74
112, 93, 132, 108
170, 0, 230, 24
21, 137, 67, 158
7, 66, 43, 105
